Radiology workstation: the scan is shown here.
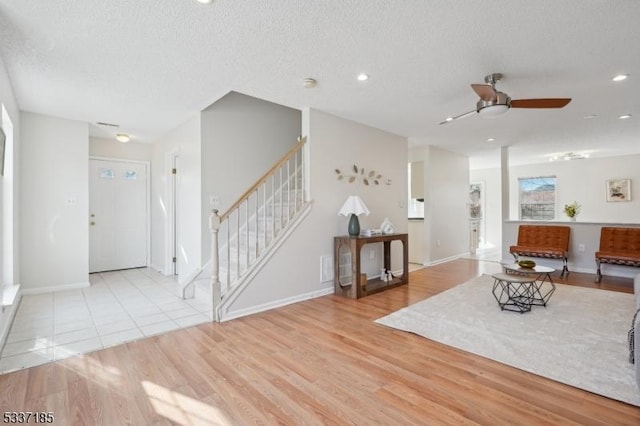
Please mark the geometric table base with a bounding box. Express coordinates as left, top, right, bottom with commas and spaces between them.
492, 273, 539, 314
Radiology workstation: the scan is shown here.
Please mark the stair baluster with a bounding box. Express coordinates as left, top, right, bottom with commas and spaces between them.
202, 136, 309, 320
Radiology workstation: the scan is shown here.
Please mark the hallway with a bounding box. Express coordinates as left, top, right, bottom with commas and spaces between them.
0, 268, 212, 374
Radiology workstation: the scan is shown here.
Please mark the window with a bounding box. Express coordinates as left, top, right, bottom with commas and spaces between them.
518, 176, 556, 220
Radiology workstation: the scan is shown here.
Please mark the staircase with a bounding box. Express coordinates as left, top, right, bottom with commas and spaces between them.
180, 137, 311, 321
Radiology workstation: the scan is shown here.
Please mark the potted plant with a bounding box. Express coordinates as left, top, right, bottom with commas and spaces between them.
563, 201, 581, 221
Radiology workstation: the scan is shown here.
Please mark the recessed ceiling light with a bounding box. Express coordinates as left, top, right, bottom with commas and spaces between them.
302, 78, 317, 88
486, 138, 495, 142
619, 114, 632, 120
196, 0, 213, 4
583, 114, 597, 119
116, 133, 130, 143
612, 74, 629, 82
357, 73, 369, 81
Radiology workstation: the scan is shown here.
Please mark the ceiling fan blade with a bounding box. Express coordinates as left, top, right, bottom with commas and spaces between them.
471, 84, 497, 101
439, 110, 476, 125
511, 98, 571, 108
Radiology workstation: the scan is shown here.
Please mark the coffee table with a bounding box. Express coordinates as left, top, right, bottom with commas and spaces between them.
491, 273, 538, 313
502, 263, 556, 307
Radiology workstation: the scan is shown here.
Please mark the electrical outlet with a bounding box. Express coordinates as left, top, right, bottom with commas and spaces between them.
578, 244, 585, 252
210, 195, 220, 208
369, 249, 375, 260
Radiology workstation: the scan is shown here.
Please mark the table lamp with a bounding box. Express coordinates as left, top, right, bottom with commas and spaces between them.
338, 195, 370, 236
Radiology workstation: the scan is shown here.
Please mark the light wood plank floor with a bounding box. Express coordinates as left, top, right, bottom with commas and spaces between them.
1, 259, 639, 425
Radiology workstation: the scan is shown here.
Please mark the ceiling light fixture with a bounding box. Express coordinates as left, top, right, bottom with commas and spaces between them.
619, 114, 632, 120
478, 104, 509, 118
303, 78, 317, 88
612, 74, 629, 82
549, 152, 590, 161
357, 73, 369, 81
486, 138, 495, 142
116, 133, 130, 143
583, 114, 597, 119
196, 0, 213, 4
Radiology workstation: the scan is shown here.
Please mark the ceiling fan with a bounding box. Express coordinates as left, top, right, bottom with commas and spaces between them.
439, 73, 571, 125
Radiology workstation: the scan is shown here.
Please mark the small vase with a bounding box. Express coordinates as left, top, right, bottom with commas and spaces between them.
570, 216, 576, 222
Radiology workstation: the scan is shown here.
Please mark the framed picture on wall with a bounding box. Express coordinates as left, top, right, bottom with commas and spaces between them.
0, 127, 6, 177
606, 178, 631, 202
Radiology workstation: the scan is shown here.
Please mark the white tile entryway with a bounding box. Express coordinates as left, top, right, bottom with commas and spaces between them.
0, 268, 212, 374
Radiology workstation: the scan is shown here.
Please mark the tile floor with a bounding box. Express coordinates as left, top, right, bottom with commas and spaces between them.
0, 267, 212, 375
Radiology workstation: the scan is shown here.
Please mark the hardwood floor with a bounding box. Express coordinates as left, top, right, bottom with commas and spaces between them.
1, 259, 639, 425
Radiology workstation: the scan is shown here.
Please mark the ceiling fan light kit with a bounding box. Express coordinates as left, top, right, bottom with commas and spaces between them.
440, 73, 572, 124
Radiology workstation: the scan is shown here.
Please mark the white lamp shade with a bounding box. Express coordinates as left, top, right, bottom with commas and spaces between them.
338, 195, 370, 216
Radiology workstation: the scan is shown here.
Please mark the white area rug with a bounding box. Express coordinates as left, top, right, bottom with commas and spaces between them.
375, 274, 640, 406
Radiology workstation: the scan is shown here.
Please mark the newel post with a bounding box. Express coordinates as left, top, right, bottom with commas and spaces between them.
210, 209, 221, 322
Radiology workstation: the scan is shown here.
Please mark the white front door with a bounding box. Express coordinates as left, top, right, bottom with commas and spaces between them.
89, 159, 148, 273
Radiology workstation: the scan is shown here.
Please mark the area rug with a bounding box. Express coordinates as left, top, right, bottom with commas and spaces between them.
375, 274, 640, 406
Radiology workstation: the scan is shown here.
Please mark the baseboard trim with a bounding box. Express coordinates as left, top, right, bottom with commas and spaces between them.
21, 281, 90, 295
424, 253, 466, 267
221, 286, 334, 322
150, 264, 165, 275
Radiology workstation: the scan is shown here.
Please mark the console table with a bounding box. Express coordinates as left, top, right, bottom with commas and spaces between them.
333, 233, 408, 299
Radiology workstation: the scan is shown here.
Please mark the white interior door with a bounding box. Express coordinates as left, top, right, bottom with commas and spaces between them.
89, 159, 148, 273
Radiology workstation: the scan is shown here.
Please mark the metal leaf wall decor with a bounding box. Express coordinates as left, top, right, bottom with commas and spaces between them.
335, 165, 387, 186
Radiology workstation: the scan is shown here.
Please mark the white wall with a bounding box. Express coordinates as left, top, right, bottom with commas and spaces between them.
150, 115, 201, 277
503, 221, 640, 278
496, 153, 640, 278
90, 137, 152, 162
0, 53, 21, 345
20, 113, 89, 291
225, 109, 408, 316
200, 91, 301, 261
470, 167, 502, 250
409, 145, 470, 264
507, 155, 640, 222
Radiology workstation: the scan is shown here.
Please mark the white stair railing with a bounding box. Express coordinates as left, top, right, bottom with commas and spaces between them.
209, 136, 309, 321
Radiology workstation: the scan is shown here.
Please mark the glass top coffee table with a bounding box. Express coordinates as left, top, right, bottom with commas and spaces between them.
501, 263, 556, 307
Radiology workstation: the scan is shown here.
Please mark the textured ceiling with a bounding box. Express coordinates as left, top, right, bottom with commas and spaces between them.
0, 0, 638, 168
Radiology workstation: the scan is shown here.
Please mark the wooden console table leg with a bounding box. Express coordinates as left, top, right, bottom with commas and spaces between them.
383, 241, 391, 273
353, 239, 362, 298
402, 236, 408, 282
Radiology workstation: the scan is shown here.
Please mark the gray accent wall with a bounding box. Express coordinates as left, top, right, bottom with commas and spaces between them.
200, 91, 301, 261
224, 108, 408, 317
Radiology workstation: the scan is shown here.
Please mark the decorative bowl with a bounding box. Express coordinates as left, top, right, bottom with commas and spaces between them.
517, 260, 536, 269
